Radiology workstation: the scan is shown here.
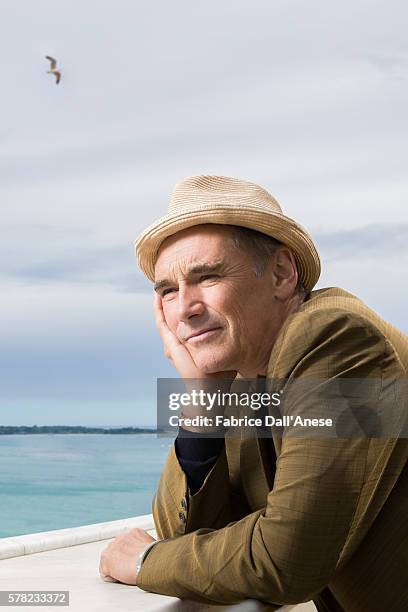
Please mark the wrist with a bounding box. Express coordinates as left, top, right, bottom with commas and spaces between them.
135, 541, 159, 576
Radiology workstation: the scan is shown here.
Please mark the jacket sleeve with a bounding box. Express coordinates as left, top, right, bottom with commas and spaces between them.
137, 310, 401, 606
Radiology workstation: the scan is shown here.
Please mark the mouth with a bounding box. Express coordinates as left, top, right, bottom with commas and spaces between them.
186, 327, 223, 343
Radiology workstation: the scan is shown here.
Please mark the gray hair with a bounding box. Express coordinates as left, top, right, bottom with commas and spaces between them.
229, 225, 307, 296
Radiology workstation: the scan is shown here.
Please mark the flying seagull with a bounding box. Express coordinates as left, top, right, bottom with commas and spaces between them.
45, 55, 61, 84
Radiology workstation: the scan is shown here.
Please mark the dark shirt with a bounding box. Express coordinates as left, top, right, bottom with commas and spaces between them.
175, 376, 269, 495
175, 428, 224, 495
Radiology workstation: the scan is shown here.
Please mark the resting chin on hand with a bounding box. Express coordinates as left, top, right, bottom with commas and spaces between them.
99, 295, 234, 585
154, 293, 236, 432
99, 528, 156, 585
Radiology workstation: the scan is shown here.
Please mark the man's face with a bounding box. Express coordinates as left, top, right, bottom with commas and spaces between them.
154, 225, 282, 376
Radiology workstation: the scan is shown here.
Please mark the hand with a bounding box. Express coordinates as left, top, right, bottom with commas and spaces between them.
154, 293, 236, 382
154, 293, 236, 431
99, 528, 156, 585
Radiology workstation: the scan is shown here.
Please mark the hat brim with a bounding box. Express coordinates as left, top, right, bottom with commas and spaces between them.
135, 204, 321, 291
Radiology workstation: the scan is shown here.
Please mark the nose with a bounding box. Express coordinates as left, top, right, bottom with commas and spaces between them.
178, 283, 205, 323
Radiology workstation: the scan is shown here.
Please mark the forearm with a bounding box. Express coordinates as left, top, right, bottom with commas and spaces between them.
139, 436, 369, 606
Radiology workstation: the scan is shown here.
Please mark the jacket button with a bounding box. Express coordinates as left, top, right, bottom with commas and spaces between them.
181, 498, 187, 510
178, 511, 186, 523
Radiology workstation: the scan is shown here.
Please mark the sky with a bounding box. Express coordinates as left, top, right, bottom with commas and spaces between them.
1, 0, 407, 426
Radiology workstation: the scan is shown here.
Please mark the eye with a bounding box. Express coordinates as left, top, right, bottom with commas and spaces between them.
162, 287, 177, 297
200, 274, 219, 282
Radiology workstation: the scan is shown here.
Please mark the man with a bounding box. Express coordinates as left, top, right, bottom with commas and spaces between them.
100, 175, 408, 611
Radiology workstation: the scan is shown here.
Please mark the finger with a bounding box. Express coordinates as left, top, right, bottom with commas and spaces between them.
100, 573, 119, 583
153, 291, 162, 317
153, 293, 170, 342
153, 293, 182, 350
129, 527, 156, 542
99, 554, 119, 583
153, 293, 168, 331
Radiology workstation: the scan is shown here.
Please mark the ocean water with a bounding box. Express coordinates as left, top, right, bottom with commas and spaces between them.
0, 434, 174, 539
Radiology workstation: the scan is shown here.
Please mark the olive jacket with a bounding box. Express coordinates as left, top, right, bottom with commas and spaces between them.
136, 287, 408, 611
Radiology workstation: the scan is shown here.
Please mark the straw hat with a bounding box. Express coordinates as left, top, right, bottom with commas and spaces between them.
135, 175, 321, 291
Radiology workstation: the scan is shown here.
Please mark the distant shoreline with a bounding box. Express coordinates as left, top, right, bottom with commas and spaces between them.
0, 426, 159, 435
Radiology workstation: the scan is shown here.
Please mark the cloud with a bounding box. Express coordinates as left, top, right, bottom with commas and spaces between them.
315, 223, 408, 261
5, 244, 149, 293
2, 223, 407, 292
1, 0, 407, 424
359, 50, 408, 82
0, 224, 151, 293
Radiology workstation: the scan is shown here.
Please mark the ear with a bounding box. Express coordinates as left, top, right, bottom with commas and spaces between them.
271, 247, 299, 299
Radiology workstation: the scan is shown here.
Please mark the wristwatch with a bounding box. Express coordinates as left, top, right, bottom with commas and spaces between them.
135, 540, 162, 576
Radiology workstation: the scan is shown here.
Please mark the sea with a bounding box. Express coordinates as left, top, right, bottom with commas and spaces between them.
0, 434, 174, 539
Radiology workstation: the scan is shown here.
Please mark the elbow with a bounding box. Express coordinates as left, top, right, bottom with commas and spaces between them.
246, 553, 332, 606
267, 571, 331, 606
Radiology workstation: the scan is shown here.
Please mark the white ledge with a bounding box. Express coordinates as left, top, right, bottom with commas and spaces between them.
0, 514, 154, 560
0, 516, 316, 611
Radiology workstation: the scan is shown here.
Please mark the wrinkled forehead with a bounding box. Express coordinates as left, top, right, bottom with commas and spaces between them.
154, 225, 234, 281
